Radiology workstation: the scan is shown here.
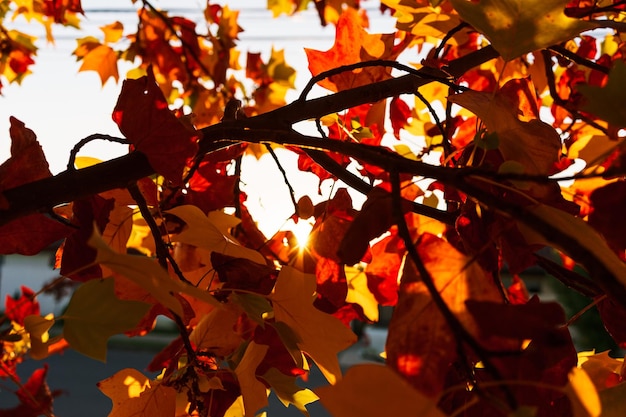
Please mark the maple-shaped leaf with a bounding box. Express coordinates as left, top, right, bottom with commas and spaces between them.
189, 302, 246, 357
316, 364, 445, 417
261, 367, 318, 415
305, 7, 407, 92
88, 227, 221, 318
579, 60, 626, 128
0, 117, 73, 255
73, 36, 119, 85
385, 233, 503, 397
449, 79, 561, 177
61, 278, 151, 361
166, 205, 266, 266
578, 351, 625, 391
449, 0, 599, 61
98, 368, 177, 417
234, 341, 270, 416
112, 68, 199, 186
5, 286, 39, 325
268, 266, 357, 385
0, 366, 57, 417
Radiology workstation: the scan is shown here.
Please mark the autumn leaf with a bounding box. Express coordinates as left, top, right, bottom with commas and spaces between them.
101, 21, 124, 44
579, 60, 626, 128
234, 341, 270, 416
189, 302, 246, 357
564, 367, 602, 417
305, 7, 407, 92
61, 278, 151, 361
23, 314, 55, 360
0, 117, 73, 255
73, 37, 119, 85
449, 0, 599, 61
166, 205, 266, 266
98, 368, 177, 417
315, 364, 445, 417
344, 265, 379, 322
4, 286, 39, 325
385, 233, 503, 396
112, 67, 199, 186
261, 368, 318, 414
88, 227, 221, 318
449, 80, 561, 177
0, 366, 56, 417
269, 266, 357, 385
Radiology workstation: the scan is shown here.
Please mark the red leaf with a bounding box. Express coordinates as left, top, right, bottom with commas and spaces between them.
0, 118, 73, 254
185, 161, 238, 212
112, 67, 199, 186
0, 366, 57, 417
389, 96, 411, 139
5, 286, 39, 325
588, 181, 626, 255
597, 296, 626, 348
365, 231, 404, 306
57, 196, 115, 282
254, 325, 307, 377
211, 252, 277, 296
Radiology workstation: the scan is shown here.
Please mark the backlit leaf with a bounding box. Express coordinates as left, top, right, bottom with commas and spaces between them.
564, 367, 601, 417
112, 68, 199, 186
315, 364, 445, 417
386, 233, 503, 396
75, 39, 119, 86
269, 266, 357, 385
234, 341, 270, 416
305, 7, 407, 92
88, 228, 221, 318
579, 60, 626, 128
62, 278, 151, 361
166, 205, 266, 266
98, 368, 177, 417
344, 265, 379, 322
261, 368, 318, 415
449, 0, 599, 61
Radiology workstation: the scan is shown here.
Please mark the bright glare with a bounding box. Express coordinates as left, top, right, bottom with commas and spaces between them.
291, 219, 314, 248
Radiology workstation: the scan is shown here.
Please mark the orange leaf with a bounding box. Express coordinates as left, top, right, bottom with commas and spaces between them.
386, 233, 502, 397
78, 43, 119, 85
315, 364, 445, 417
112, 68, 199, 186
98, 368, 177, 417
305, 7, 407, 92
268, 266, 357, 385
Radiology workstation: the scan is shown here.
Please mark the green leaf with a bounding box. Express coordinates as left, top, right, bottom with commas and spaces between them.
579, 60, 626, 128
231, 292, 273, 327
62, 278, 151, 361
449, 0, 598, 60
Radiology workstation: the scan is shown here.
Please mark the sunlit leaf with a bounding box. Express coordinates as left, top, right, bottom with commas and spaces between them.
315, 364, 445, 417
98, 368, 177, 417
269, 266, 357, 384
234, 341, 270, 416
449, 0, 599, 60
344, 265, 379, 322
23, 314, 54, 360
564, 367, 601, 417
261, 368, 318, 415
62, 278, 151, 361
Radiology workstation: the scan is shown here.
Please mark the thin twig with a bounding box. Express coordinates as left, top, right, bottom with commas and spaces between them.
67, 134, 128, 171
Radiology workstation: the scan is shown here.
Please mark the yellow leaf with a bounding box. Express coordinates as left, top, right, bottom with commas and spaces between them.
315, 364, 446, 417
189, 302, 245, 357
269, 266, 357, 385
578, 350, 624, 391
449, 0, 599, 61
564, 367, 601, 417
262, 368, 319, 415
344, 265, 379, 322
101, 21, 124, 44
88, 228, 221, 318
167, 205, 266, 266
61, 278, 151, 361
98, 368, 177, 417
23, 314, 54, 360
235, 341, 270, 416
73, 156, 102, 169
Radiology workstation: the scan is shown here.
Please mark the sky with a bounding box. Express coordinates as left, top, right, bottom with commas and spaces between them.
0, 1, 406, 236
